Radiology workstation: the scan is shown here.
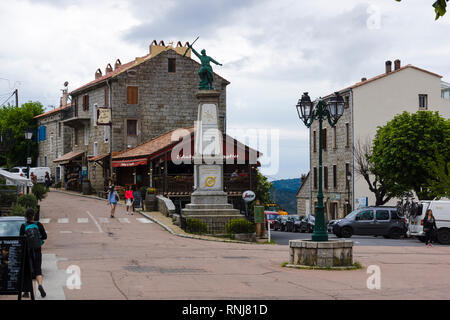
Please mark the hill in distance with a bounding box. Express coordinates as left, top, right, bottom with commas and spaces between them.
269, 178, 301, 215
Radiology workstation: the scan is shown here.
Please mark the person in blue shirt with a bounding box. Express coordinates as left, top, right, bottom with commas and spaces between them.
107, 185, 119, 218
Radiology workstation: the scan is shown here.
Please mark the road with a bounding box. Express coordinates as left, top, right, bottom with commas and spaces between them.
5, 191, 450, 300
270, 230, 430, 247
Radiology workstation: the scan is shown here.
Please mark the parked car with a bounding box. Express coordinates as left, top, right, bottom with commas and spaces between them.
408, 200, 450, 244
332, 206, 406, 239
265, 212, 280, 230
286, 215, 304, 232
327, 219, 337, 233
30, 167, 52, 184
273, 215, 290, 231
9, 167, 28, 178
0, 216, 26, 236
300, 214, 315, 233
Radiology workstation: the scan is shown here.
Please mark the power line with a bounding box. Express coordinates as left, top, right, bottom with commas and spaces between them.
0, 91, 15, 107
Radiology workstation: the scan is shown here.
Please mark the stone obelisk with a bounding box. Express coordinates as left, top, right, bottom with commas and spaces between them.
182, 90, 243, 231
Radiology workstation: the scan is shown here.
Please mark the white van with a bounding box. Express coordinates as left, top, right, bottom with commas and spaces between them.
30, 167, 51, 184
408, 200, 450, 244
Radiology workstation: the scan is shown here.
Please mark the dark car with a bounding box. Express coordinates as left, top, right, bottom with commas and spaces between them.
273, 215, 289, 231
300, 214, 315, 233
285, 215, 304, 232
332, 207, 406, 239
0, 216, 26, 236
265, 212, 280, 230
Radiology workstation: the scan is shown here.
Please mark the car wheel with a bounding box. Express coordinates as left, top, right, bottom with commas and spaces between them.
341, 227, 353, 238
388, 228, 403, 239
335, 232, 343, 238
437, 229, 450, 245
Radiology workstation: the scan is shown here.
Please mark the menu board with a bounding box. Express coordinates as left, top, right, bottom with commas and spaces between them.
0, 237, 25, 295
133, 191, 142, 209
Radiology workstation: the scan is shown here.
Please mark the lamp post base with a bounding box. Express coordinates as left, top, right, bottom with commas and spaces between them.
311, 232, 329, 242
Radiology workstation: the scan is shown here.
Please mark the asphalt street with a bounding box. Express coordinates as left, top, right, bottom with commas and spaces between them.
270, 230, 435, 247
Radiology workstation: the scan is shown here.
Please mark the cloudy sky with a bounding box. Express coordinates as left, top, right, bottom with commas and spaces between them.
1, 0, 449, 180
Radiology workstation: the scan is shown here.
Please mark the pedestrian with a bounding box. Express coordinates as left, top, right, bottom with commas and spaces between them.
107, 185, 119, 218
20, 208, 47, 298
125, 185, 134, 215
423, 209, 437, 247
44, 172, 51, 189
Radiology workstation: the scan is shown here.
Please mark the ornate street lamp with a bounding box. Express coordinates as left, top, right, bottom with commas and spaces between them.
296, 92, 344, 241
346, 172, 352, 214
24, 128, 33, 194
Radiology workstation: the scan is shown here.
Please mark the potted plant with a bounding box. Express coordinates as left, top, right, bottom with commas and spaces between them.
144, 187, 157, 212
225, 219, 256, 242
31, 184, 48, 221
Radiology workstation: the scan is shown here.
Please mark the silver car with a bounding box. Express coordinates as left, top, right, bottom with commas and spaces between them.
0, 216, 26, 236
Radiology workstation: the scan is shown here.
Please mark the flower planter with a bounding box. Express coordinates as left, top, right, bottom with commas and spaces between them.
144, 193, 157, 212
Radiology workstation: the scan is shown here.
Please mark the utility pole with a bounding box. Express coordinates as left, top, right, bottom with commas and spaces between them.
15, 89, 18, 108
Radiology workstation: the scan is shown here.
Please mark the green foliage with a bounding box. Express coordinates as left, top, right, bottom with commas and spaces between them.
32, 183, 48, 202
10, 204, 26, 217
395, 0, 448, 20
426, 154, 450, 198
371, 111, 450, 200
225, 219, 255, 234
0, 101, 44, 167
16, 193, 38, 210
255, 171, 272, 205
185, 218, 208, 234
0, 192, 18, 206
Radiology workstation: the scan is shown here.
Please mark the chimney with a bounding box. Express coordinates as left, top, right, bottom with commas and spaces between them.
114, 59, 122, 70
361, 77, 367, 82
385, 60, 392, 74
394, 59, 401, 70
60, 89, 68, 107
95, 68, 102, 79
105, 63, 113, 74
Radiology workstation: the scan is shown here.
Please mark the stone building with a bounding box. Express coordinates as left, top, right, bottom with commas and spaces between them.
297, 60, 450, 220
53, 40, 230, 192
34, 88, 73, 183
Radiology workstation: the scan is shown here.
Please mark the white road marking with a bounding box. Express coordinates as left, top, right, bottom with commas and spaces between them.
77, 218, 89, 223
86, 211, 104, 233
98, 217, 110, 224
136, 218, 153, 224
82, 231, 95, 234
118, 218, 130, 224
60, 231, 72, 234
40, 218, 51, 224
58, 218, 69, 224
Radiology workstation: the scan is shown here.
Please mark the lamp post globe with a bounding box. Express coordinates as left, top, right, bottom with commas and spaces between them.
296, 92, 313, 125
327, 92, 345, 123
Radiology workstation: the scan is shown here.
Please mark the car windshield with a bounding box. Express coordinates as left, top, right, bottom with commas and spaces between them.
292, 216, 301, 221
344, 210, 360, 220
266, 214, 278, 220
0, 220, 24, 236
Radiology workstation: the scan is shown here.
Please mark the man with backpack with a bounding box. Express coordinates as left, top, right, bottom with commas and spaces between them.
20, 208, 47, 298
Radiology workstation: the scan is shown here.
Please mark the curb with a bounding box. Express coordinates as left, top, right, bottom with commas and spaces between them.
50, 188, 259, 245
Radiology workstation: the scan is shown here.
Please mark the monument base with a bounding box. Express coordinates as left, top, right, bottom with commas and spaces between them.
289, 240, 354, 268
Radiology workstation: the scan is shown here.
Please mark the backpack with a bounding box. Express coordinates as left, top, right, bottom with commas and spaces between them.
24, 223, 42, 249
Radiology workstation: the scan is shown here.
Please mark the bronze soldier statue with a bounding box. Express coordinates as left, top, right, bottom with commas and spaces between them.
187, 43, 222, 90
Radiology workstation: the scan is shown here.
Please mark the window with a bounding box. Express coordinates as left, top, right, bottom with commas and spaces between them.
38, 126, 47, 141
324, 166, 328, 189
333, 127, 337, 149
376, 210, 390, 221
82, 95, 89, 111
390, 210, 400, 220
313, 167, 317, 189
346, 163, 350, 189
74, 96, 78, 117
168, 58, 176, 73
93, 142, 98, 156
44, 156, 47, 167
345, 96, 350, 109
50, 136, 53, 153
313, 131, 317, 152
58, 123, 61, 138
322, 128, 327, 150
345, 123, 350, 147
333, 165, 337, 188
84, 126, 89, 146
127, 86, 138, 105
104, 87, 109, 107
357, 210, 374, 221
419, 94, 428, 110
93, 104, 98, 127
127, 120, 137, 136
74, 128, 79, 146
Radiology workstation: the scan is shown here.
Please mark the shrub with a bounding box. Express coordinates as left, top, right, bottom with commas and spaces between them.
16, 194, 38, 210
32, 183, 48, 202
0, 192, 18, 206
10, 204, 26, 217
185, 218, 208, 234
147, 187, 157, 194
225, 219, 255, 234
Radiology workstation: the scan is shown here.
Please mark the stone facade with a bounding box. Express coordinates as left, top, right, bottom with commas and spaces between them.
296, 173, 312, 217
289, 239, 353, 268
67, 45, 229, 192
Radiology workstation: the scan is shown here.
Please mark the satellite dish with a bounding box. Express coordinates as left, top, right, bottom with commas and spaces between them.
64, 81, 69, 87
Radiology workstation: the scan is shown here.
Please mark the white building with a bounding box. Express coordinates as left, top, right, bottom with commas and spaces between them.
297, 60, 450, 220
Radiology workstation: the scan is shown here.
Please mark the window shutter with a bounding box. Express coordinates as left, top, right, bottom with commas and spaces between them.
322, 128, 327, 150
127, 86, 138, 104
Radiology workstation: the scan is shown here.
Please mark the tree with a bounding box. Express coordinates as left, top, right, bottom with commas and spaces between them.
255, 171, 272, 205
395, 0, 448, 20
426, 154, 450, 198
0, 101, 44, 167
354, 139, 398, 206
371, 111, 450, 200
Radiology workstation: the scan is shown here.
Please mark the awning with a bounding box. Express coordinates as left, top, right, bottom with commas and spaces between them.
0, 169, 33, 187
54, 151, 85, 164
112, 158, 148, 168
88, 153, 110, 162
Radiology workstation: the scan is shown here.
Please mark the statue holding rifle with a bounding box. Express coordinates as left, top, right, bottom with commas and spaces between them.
186, 41, 223, 90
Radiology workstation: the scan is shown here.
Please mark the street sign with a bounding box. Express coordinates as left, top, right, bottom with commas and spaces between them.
242, 190, 256, 202
254, 206, 264, 223
27, 158, 31, 165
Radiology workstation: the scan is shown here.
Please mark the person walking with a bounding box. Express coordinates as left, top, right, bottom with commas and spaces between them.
107, 185, 119, 218
44, 172, 51, 188
423, 209, 437, 247
125, 185, 134, 215
20, 208, 47, 298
